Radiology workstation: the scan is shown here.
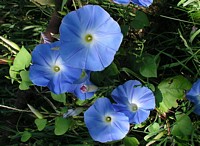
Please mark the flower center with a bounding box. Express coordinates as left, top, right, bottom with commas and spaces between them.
53, 65, 60, 72
80, 85, 88, 93
105, 116, 112, 123
131, 103, 138, 112
85, 34, 93, 43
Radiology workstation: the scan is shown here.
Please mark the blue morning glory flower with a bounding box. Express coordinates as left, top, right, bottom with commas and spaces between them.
73, 78, 98, 100
113, 0, 153, 7
132, 0, 153, 7
29, 41, 83, 94
84, 98, 129, 143
70, 70, 97, 100
59, 5, 123, 71
111, 80, 155, 124
186, 79, 200, 115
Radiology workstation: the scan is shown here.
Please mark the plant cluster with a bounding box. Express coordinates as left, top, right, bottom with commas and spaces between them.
1, 0, 200, 145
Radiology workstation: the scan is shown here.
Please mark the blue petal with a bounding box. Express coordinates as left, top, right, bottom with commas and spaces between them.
74, 90, 95, 100
84, 98, 129, 143
60, 42, 88, 68
131, 87, 155, 110
32, 42, 61, 66
131, 0, 153, 7
113, 0, 130, 4
60, 11, 82, 42
113, 104, 150, 124
76, 5, 111, 31
73, 79, 96, 100
29, 64, 53, 86
193, 103, 200, 115
84, 43, 116, 71
61, 65, 83, 84
138, 0, 153, 7
47, 73, 74, 94
186, 79, 200, 104
90, 112, 129, 143
131, 109, 150, 124
112, 80, 142, 105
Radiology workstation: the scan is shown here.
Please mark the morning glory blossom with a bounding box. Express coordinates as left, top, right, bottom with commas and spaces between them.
29, 41, 82, 94
186, 79, 200, 115
73, 78, 98, 100
70, 70, 98, 100
111, 80, 155, 124
84, 98, 129, 143
59, 5, 123, 71
113, 0, 153, 7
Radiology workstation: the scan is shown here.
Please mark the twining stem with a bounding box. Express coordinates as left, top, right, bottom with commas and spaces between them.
72, 0, 77, 10
0, 104, 31, 112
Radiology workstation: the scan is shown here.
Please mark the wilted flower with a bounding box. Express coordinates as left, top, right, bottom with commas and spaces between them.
113, 0, 153, 7
111, 80, 155, 124
84, 98, 129, 143
29, 41, 82, 94
186, 79, 200, 115
73, 79, 98, 100
59, 5, 123, 71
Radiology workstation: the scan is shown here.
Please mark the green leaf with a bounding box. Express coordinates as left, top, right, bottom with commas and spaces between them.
35, 118, 47, 131
21, 131, 32, 142
90, 63, 119, 86
19, 71, 32, 90
9, 66, 18, 81
139, 54, 157, 78
27, 104, 44, 119
54, 117, 73, 135
144, 123, 160, 141
156, 75, 192, 112
103, 62, 119, 77
190, 28, 200, 43
51, 92, 66, 104
31, 0, 55, 6
0, 36, 20, 51
13, 46, 31, 71
148, 122, 160, 133
124, 136, 140, 146
172, 113, 193, 137
131, 11, 149, 29
121, 25, 129, 36
61, 0, 68, 11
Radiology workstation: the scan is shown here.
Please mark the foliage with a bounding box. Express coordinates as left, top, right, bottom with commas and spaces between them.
0, 0, 200, 145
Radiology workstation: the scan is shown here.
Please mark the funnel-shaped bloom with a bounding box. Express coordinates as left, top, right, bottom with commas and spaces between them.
84, 98, 129, 143
73, 79, 98, 100
29, 41, 82, 94
113, 0, 153, 7
186, 79, 200, 115
59, 5, 123, 71
111, 80, 155, 124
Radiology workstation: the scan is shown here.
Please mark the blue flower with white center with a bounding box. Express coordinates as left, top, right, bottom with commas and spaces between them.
186, 79, 200, 115
111, 80, 155, 124
113, 0, 153, 7
29, 41, 83, 94
59, 5, 123, 71
84, 98, 129, 143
